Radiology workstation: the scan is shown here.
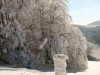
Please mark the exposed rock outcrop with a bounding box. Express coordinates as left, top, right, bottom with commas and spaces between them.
87, 42, 100, 61
0, 0, 87, 70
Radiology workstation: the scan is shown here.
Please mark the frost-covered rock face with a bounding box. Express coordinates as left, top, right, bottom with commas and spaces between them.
87, 42, 100, 61
0, 0, 87, 70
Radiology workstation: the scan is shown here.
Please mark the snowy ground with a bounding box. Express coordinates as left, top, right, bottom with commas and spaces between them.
0, 61, 100, 75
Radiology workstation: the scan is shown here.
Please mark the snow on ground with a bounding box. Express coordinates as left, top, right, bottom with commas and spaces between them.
46, 61, 100, 75
0, 61, 100, 75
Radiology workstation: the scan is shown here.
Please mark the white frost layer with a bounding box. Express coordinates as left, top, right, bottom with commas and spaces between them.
0, 61, 100, 75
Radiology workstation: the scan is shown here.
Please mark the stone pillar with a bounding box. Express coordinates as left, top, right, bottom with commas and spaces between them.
53, 54, 68, 75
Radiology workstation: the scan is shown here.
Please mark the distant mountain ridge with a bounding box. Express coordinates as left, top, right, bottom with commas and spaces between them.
88, 20, 100, 26
73, 22, 100, 61
73, 25, 100, 45
73, 20, 100, 45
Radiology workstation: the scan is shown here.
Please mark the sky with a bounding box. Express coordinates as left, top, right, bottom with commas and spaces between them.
67, 0, 100, 25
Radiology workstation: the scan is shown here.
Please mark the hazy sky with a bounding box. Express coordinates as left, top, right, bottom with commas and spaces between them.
67, 0, 100, 25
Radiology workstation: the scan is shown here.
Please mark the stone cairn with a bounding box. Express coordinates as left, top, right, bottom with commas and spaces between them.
53, 54, 68, 75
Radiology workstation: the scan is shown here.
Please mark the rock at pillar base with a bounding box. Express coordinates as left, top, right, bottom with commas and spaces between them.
53, 54, 68, 75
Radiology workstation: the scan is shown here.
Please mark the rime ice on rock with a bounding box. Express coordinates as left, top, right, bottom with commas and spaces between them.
53, 54, 68, 75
